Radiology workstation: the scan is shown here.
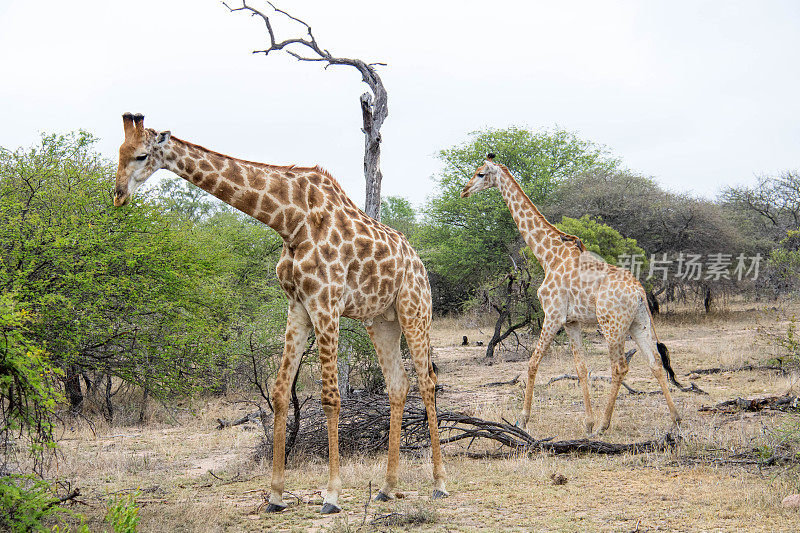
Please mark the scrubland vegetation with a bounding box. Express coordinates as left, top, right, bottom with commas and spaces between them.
2, 127, 799, 531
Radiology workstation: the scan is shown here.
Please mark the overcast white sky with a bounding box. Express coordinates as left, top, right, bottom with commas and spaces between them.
1, 0, 798, 208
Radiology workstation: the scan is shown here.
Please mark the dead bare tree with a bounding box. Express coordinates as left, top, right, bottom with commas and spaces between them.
225, 1, 389, 220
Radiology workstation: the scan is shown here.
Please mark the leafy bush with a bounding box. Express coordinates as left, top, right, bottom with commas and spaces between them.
0, 132, 232, 417
104, 492, 139, 533
0, 293, 62, 473
0, 475, 62, 532
555, 215, 645, 266
769, 229, 800, 293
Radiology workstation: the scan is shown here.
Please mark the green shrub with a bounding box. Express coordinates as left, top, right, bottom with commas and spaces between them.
0, 475, 75, 532
0, 293, 63, 472
104, 492, 139, 533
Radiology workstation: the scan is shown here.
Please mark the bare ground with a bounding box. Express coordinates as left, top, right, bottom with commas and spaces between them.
51, 303, 800, 531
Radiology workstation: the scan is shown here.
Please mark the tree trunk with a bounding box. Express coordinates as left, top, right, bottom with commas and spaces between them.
286, 369, 302, 461
104, 374, 114, 423
703, 286, 713, 313
360, 77, 388, 220
646, 290, 660, 315
486, 307, 510, 359
64, 366, 83, 413
139, 387, 149, 424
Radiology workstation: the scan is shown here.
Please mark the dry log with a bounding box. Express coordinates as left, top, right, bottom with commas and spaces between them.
480, 374, 520, 388
699, 394, 800, 414
686, 364, 784, 376
545, 373, 707, 395
216, 409, 272, 430
545, 373, 649, 395
253, 394, 679, 461
43, 489, 81, 511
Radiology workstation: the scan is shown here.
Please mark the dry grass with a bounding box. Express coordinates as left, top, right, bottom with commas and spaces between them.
47, 301, 800, 532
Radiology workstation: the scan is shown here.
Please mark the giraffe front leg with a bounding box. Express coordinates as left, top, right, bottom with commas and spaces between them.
517, 316, 562, 429
315, 313, 343, 514
407, 333, 448, 499
268, 302, 311, 512
565, 322, 594, 435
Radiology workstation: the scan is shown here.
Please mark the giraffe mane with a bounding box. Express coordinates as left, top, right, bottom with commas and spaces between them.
494, 162, 585, 251
166, 134, 350, 193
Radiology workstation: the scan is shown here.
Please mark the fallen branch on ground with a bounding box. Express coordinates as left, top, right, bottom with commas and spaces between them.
416, 411, 679, 456
252, 394, 680, 460
699, 394, 800, 414
216, 409, 272, 430
686, 364, 784, 376
545, 373, 650, 395
43, 489, 81, 511
480, 374, 520, 387
544, 373, 707, 395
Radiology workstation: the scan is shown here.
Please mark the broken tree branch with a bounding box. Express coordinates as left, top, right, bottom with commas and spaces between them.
699, 394, 800, 414
43, 489, 81, 511
545, 373, 707, 395
545, 373, 650, 395
225, 0, 388, 219
216, 409, 272, 430
686, 364, 785, 376
253, 393, 680, 460
480, 374, 520, 388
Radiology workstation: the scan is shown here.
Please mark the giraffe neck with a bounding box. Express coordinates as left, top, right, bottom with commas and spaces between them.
494, 166, 576, 272
161, 137, 312, 242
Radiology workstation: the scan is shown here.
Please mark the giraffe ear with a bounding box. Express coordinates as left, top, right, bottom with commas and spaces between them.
156, 131, 171, 145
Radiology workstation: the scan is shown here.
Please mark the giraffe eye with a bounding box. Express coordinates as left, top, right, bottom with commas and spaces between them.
135, 154, 148, 161
478, 173, 485, 178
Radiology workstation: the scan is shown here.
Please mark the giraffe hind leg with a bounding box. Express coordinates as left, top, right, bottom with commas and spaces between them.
630, 309, 681, 425
268, 302, 312, 512
365, 313, 410, 501
397, 288, 448, 499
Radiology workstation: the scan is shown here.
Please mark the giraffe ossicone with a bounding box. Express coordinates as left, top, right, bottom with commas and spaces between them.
114, 113, 448, 513
461, 154, 682, 436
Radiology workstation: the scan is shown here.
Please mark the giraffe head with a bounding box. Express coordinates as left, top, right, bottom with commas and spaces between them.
113, 113, 171, 206
460, 153, 501, 198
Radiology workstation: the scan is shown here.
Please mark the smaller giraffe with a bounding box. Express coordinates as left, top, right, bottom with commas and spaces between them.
460, 154, 682, 435
113, 113, 447, 514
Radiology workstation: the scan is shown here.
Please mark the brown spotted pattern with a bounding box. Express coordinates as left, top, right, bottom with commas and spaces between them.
113, 115, 447, 512
461, 157, 680, 436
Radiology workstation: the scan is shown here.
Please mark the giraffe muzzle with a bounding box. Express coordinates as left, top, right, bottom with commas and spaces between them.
113, 193, 130, 207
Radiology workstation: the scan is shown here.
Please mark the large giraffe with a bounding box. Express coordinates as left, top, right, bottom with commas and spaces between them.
460, 154, 682, 436
113, 113, 447, 514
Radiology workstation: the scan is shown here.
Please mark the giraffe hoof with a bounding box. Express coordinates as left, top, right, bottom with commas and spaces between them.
374, 491, 391, 502
265, 502, 287, 513
320, 503, 341, 514
432, 489, 449, 500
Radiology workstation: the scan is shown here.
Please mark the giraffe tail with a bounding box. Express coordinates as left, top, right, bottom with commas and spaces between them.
646, 301, 684, 390
423, 348, 439, 425
656, 342, 683, 390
